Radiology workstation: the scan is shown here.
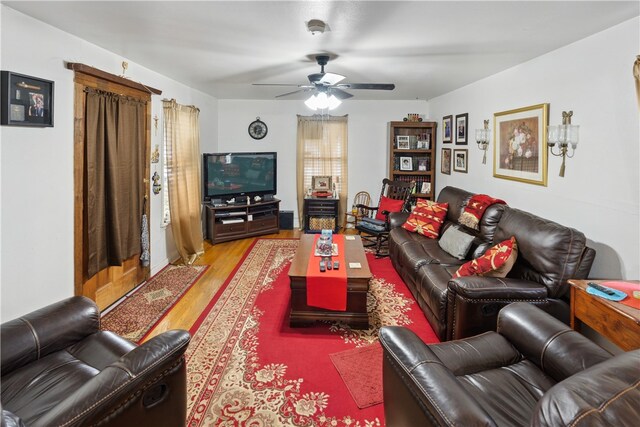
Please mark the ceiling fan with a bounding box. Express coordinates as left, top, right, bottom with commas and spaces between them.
253, 55, 395, 110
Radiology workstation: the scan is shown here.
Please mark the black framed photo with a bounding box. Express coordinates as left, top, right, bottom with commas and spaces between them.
442, 115, 452, 143
453, 149, 469, 173
1, 71, 54, 127
455, 113, 468, 145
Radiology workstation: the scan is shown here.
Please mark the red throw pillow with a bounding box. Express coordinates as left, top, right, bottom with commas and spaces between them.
375, 196, 405, 221
452, 236, 518, 278
401, 199, 449, 239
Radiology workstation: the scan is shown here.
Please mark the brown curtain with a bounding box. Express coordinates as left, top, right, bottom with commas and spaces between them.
634, 55, 640, 109
163, 99, 204, 264
296, 115, 348, 228
85, 89, 145, 278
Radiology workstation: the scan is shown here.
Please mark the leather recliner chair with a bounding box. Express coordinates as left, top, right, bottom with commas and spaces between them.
380, 302, 640, 426
1, 296, 190, 427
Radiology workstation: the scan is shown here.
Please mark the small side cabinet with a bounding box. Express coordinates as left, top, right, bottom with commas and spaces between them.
303, 197, 339, 233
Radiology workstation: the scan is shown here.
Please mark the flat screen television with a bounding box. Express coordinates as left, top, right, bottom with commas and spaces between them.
203, 152, 277, 202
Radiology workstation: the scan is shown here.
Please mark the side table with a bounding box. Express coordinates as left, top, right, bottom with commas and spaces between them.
303, 197, 339, 233
568, 279, 640, 351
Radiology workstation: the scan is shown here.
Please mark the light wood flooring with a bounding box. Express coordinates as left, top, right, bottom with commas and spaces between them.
142, 229, 303, 342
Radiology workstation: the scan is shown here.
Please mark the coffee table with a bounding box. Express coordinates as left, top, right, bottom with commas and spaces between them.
288, 234, 372, 329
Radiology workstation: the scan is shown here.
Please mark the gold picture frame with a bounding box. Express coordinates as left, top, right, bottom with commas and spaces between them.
493, 103, 548, 186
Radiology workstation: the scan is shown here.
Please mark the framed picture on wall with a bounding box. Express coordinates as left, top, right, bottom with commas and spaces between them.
441, 148, 451, 175
1, 71, 54, 127
455, 113, 468, 145
442, 115, 452, 143
453, 149, 468, 173
493, 103, 548, 186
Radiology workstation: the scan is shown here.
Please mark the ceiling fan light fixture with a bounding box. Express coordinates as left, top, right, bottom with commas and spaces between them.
326, 94, 342, 110
304, 92, 341, 111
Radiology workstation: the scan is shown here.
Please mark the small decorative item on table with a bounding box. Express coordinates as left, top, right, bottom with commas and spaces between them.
315, 229, 334, 257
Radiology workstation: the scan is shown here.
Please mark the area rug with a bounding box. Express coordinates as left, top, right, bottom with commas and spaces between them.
101, 264, 209, 342
186, 238, 439, 426
329, 343, 383, 409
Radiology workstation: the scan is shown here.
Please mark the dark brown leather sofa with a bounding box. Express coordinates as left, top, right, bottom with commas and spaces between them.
380, 302, 640, 427
1, 296, 190, 427
388, 186, 596, 341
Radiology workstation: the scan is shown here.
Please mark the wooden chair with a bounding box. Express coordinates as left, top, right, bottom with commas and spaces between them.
342, 191, 371, 232
355, 179, 414, 257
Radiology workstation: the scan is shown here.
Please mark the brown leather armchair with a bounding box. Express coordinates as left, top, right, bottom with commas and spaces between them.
1, 296, 190, 427
380, 302, 640, 427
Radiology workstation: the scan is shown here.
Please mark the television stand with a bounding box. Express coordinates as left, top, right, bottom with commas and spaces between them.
205, 198, 281, 244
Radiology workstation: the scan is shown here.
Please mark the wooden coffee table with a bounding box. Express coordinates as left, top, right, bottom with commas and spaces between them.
288, 234, 372, 329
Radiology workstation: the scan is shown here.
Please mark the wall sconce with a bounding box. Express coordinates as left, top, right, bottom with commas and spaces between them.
547, 111, 579, 177
475, 119, 490, 164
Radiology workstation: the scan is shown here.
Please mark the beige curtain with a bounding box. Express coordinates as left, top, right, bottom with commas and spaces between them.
296, 115, 348, 228
85, 89, 145, 278
163, 99, 204, 264
634, 55, 640, 109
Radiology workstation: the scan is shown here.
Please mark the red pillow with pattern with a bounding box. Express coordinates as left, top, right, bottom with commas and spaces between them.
452, 236, 518, 278
401, 199, 449, 239
375, 196, 405, 221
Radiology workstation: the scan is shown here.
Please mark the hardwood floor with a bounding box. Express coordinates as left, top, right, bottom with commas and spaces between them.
143, 229, 302, 342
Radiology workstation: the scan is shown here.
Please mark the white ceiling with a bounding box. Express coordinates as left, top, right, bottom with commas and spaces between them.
3, 1, 639, 101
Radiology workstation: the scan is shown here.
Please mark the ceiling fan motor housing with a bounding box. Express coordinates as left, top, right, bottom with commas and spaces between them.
307, 20, 326, 35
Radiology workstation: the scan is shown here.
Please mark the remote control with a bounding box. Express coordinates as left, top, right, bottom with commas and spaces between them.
333, 261, 339, 270
319, 260, 326, 272
588, 282, 616, 296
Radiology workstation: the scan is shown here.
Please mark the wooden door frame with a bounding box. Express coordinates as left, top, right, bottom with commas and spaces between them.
70, 63, 161, 308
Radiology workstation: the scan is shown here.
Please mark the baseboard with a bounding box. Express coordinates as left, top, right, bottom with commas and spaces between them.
151, 258, 171, 277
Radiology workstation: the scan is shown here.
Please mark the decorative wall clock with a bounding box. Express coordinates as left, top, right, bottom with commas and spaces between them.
248, 117, 268, 140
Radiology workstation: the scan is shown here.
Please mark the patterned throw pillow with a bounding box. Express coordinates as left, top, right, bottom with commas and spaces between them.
375, 196, 405, 221
452, 236, 518, 278
401, 199, 449, 239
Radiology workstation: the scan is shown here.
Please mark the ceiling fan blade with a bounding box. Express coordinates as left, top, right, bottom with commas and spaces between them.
253, 83, 301, 87
330, 88, 354, 100
318, 72, 345, 85
275, 89, 310, 98
336, 83, 396, 90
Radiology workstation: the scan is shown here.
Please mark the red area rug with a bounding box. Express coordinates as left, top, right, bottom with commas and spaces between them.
101, 264, 208, 343
186, 238, 439, 426
330, 343, 383, 409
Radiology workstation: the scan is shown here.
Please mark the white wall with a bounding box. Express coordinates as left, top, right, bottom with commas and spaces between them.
217, 99, 428, 227
0, 6, 218, 321
429, 17, 640, 279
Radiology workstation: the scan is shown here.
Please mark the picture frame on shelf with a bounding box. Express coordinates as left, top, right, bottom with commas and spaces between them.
396, 135, 410, 149
493, 103, 548, 186
1, 71, 54, 127
441, 148, 451, 175
417, 158, 428, 171
420, 182, 431, 194
312, 175, 332, 191
453, 149, 468, 173
399, 156, 413, 171
455, 113, 468, 145
442, 115, 452, 143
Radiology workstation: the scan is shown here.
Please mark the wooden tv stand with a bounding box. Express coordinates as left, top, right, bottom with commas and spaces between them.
205, 198, 280, 244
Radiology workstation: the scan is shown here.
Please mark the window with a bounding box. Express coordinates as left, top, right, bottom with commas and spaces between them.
296, 115, 348, 227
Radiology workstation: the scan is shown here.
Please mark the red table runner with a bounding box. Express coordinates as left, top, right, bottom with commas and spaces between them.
306, 234, 348, 311
601, 281, 640, 310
